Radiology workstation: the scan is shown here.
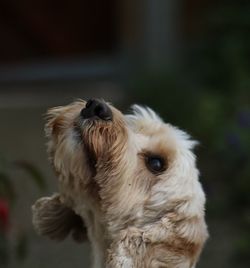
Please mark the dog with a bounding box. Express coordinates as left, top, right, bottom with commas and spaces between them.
32, 99, 208, 268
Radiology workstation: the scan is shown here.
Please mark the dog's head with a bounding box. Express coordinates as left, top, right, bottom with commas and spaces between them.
45, 99, 205, 233
45, 99, 128, 205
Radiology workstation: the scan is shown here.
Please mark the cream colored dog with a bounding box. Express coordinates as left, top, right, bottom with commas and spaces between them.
32, 99, 208, 268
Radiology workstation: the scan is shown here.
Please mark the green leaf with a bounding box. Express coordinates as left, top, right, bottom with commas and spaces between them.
15, 234, 28, 261
0, 233, 9, 265
0, 172, 16, 201
14, 161, 46, 191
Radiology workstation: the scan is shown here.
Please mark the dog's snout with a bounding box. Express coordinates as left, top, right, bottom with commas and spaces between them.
80, 99, 113, 121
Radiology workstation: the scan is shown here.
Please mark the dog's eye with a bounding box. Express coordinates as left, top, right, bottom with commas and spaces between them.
146, 156, 166, 174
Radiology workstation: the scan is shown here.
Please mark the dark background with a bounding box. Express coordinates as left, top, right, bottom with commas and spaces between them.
0, 0, 249, 267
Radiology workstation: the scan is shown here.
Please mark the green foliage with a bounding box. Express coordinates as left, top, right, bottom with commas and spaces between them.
0, 234, 9, 266
0, 155, 45, 265
0, 172, 16, 202
15, 161, 46, 191
15, 234, 28, 261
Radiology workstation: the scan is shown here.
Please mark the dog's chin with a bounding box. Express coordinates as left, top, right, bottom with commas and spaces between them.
73, 121, 96, 176
74, 117, 112, 177
83, 143, 97, 177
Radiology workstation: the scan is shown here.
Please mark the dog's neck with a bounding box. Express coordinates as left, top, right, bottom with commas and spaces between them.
83, 207, 145, 268
82, 209, 109, 268
84, 210, 135, 268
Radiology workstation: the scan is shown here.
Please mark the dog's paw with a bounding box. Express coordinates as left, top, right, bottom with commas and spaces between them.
32, 194, 87, 242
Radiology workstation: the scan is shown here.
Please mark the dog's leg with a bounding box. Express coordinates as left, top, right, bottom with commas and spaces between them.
32, 194, 87, 242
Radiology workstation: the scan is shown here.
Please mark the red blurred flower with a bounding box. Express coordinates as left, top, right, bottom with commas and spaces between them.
0, 199, 9, 231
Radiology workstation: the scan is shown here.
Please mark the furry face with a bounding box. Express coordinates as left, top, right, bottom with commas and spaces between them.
32, 99, 208, 268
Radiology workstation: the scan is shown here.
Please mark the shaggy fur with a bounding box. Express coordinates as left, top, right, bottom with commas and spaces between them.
32, 99, 208, 268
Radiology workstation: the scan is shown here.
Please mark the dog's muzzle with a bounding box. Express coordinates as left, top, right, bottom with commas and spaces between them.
80, 99, 113, 121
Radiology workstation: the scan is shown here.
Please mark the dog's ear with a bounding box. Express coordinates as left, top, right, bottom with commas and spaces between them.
45, 106, 65, 138
32, 194, 87, 243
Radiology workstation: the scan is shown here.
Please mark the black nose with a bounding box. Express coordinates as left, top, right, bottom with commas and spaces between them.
80, 99, 113, 121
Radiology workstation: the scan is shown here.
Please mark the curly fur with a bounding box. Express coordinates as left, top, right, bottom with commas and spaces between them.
32, 99, 208, 268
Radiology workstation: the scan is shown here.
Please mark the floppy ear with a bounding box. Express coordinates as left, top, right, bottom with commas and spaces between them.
32, 194, 87, 243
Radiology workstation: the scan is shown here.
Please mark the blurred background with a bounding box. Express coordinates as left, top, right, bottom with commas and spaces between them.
0, 0, 249, 267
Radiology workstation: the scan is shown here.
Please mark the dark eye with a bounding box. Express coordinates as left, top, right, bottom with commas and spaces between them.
146, 156, 166, 174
